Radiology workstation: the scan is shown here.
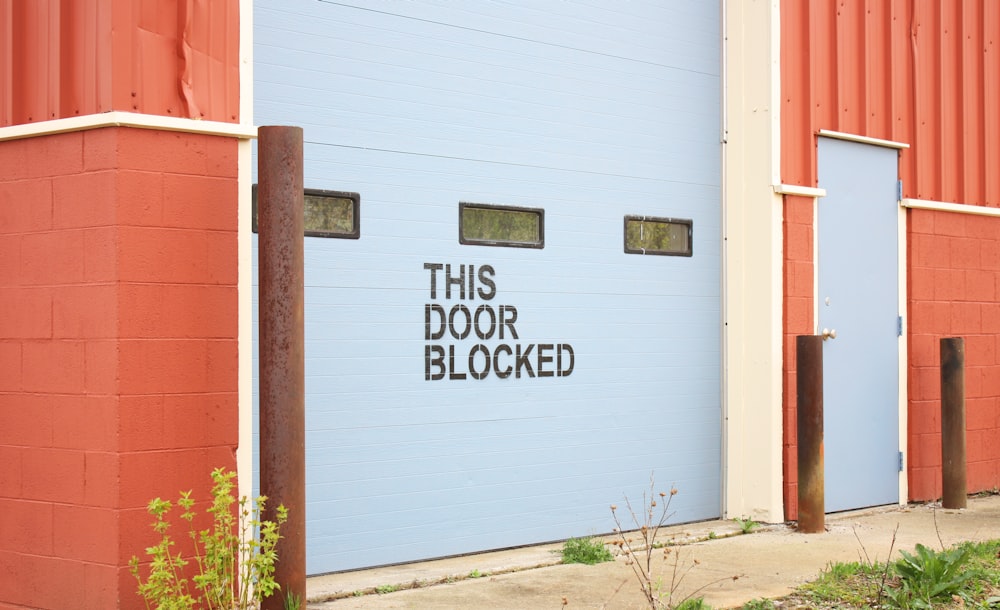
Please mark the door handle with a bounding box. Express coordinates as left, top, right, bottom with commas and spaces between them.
822, 328, 837, 341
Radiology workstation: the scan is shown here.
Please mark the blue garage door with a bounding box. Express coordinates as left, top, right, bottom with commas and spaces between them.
253, 0, 722, 574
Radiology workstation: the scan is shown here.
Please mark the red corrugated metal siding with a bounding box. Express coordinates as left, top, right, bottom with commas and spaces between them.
0, 0, 239, 127
781, 0, 1000, 514
781, 0, 998, 207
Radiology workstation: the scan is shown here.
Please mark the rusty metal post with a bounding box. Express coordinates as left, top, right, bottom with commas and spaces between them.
797, 335, 825, 533
940, 337, 967, 509
258, 126, 306, 609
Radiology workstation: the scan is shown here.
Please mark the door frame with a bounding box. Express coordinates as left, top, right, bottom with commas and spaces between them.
814, 129, 909, 508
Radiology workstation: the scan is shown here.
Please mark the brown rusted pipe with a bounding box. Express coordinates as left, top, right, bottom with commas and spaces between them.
797, 335, 825, 533
940, 337, 967, 509
258, 126, 306, 609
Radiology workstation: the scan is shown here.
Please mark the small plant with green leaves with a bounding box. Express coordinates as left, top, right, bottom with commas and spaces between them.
129, 467, 288, 610
674, 597, 712, 610
374, 584, 399, 594
561, 537, 614, 565
467, 569, 486, 578
740, 599, 776, 609
733, 517, 758, 535
283, 592, 302, 610
887, 543, 974, 608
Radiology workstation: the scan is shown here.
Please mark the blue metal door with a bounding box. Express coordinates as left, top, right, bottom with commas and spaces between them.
817, 137, 900, 512
253, 0, 722, 574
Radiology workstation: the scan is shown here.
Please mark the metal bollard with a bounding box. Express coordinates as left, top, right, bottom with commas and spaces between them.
258, 126, 306, 609
940, 337, 967, 509
797, 335, 825, 533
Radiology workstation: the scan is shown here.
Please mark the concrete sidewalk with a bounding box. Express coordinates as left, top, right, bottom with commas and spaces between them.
306, 494, 1000, 609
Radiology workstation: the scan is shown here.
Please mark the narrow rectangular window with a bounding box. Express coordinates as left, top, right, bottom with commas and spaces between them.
459, 202, 544, 249
624, 216, 692, 256
252, 185, 360, 239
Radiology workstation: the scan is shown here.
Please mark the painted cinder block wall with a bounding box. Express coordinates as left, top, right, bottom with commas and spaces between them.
780, 0, 1000, 518
0, 1, 243, 608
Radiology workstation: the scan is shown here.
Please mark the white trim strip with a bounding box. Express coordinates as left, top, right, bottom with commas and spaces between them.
817, 129, 910, 150
773, 183, 827, 198
901, 198, 1000, 217
896, 193, 908, 506
0, 111, 257, 142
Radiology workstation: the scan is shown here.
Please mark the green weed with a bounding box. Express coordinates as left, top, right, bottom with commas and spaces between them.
675, 597, 712, 610
283, 592, 302, 610
129, 468, 288, 610
561, 537, 614, 565
887, 543, 973, 608
733, 517, 759, 534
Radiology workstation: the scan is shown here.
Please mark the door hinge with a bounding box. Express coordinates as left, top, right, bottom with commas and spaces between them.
899, 451, 905, 472
897, 180, 903, 202
897, 315, 903, 336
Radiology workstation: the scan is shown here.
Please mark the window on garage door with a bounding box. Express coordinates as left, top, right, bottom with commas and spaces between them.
623, 215, 692, 256
459, 202, 544, 248
252, 185, 360, 239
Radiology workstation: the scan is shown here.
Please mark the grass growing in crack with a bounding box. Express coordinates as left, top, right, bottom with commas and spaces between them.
733, 517, 759, 535
674, 598, 712, 610
283, 592, 302, 610
374, 584, 398, 594
562, 537, 614, 565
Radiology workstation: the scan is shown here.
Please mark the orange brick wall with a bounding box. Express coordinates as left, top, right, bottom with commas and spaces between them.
781, 195, 815, 519
907, 211, 1000, 499
0, 127, 238, 609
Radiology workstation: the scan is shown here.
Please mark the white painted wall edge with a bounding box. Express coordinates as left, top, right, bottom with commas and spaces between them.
722, 0, 784, 524
774, 184, 827, 198
901, 198, 1000, 217
896, 197, 908, 506
237, 0, 255, 507
0, 110, 257, 141
817, 129, 909, 150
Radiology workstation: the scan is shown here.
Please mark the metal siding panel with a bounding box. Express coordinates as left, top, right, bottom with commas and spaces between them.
915, 0, 943, 199
891, 0, 915, 184
835, 0, 865, 134
254, 0, 721, 574
940, 0, 962, 203
0, 3, 8, 125
780, 0, 812, 185
811, 1, 838, 134
866, 0, 892, 138
0, 0, 239, 127
178, 0, 241, 121
8, 0, 47, 123
961, 1, 985, 205
986, 2, 1000, 205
